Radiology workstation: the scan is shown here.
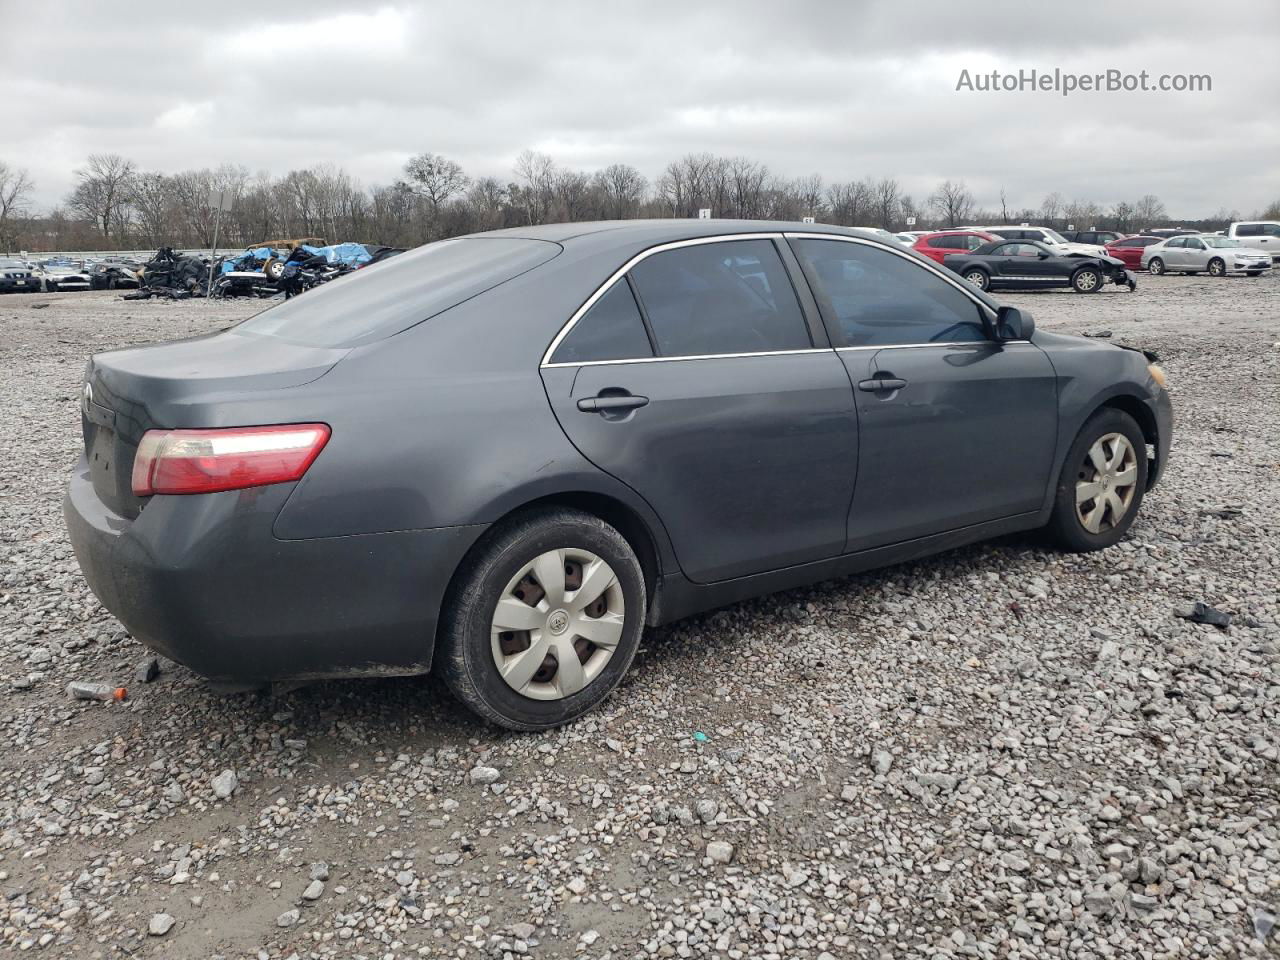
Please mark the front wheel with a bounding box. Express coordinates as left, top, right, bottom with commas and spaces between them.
1071, 268, 1102, 293
1148, 258, 1165, 275
438, 508, 646, 730
1046, 408, 1148, 552
962, 269, 989, 291
1207, 258, 1225, 277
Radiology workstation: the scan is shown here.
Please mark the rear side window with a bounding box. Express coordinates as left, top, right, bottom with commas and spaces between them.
237, 238, 560, 347
791, 238, 988, 348
628, 239, 811, 357
927, 235, 966, 249
551, 280, 653, 363
1235, 224, 1262, 237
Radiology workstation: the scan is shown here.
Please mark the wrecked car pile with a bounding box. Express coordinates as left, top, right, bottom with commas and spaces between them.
122, 247, 212, 300
212, 240, 403, 299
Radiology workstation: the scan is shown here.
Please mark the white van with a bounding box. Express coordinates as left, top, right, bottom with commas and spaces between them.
1227, 221, 1280, 261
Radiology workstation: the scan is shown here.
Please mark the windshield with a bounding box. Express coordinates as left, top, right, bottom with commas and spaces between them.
0, 259, 24, 269
1203, 236, 1239, 248
236, 237, 561, 348
1040, 228, 1070, 244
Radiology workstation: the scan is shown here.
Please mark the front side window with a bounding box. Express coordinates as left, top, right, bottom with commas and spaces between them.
551, 279, 653, 364
1186, 238, 1206, 250
791, 238, 988, 348
1262, 224, 1280, 237
994, 242, 1039, 257
627, 239, 811, 358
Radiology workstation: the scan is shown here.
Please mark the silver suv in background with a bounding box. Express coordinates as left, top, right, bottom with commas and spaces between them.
976, 225, 1107, 258
1226, 221, 1280, 262
1142, 234, 1272, 276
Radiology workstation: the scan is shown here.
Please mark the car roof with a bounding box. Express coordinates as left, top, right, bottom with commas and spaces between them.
462, 218, 899, 251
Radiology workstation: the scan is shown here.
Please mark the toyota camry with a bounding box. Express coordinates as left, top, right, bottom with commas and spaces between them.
65, 220, 1172, 729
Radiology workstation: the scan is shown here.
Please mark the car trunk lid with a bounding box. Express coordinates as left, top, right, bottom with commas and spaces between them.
81, 330, 346, 519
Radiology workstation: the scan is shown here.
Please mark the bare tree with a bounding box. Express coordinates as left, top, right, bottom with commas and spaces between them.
928, 180, 974, 228
514, 150, 558, 225
998, 186, 1010, 224
1109, 200, 1136, 233
128, 172, 175, 247
67, 153, 136, 240
827, 180, 872, 226
593, 164, 647, 220
1133, 194, 1167, 227
403, 153, 469, 212
1040, 192, 1063, 226
791, 174, 826, 220
0, 162, 34, 250
871, 177, 902, 230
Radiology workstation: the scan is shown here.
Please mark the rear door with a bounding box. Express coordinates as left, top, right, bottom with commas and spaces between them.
788, 235, 1058, 552
541, 236, 858, 583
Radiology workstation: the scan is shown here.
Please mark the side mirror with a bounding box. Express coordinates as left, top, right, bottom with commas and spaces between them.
996, 305, 1034, 341
1037, 250, 1051, 259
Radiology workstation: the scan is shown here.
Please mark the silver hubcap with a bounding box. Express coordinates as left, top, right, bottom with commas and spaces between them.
1150, 260, 1163, 274
1077, 271, 1098, 290
965, 271, 985, 287
490, 548, 625, 701
1075, 433, 1138, 534
1210, 261, 1222, 275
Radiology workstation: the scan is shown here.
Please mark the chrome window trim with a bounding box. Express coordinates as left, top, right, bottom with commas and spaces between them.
542, 347, 830, 369
540, 232, 789, 367
540, 230, 1004, 368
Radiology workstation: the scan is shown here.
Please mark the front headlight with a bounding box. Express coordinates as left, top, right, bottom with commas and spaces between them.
1148, 363, 1167, 388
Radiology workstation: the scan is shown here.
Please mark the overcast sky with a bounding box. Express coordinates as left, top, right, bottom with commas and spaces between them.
3, 0, 1277, 218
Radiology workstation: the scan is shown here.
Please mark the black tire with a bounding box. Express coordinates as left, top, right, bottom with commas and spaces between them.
962, 268, 989, 291
1207, 258, 1225, 278
1148, 258, 1165, 275
438, 507, 646, 730
46, 281, 58, 293
1071, 268, 1102, 294
1046, 408, 1148, 553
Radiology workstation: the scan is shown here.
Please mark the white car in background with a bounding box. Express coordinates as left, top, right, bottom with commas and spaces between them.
39, 259, 93, 292
1142, 234, 1271, 277
977, 225, 1107, 258
1226, 221, 1280, 262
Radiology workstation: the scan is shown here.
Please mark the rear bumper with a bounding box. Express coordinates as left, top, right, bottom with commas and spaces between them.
64, 456, 486, 684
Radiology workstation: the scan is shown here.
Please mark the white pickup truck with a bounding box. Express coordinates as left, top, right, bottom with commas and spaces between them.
1227, 221, 1280, 262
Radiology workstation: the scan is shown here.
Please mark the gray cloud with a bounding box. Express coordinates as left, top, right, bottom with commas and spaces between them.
3, 0, 1278, 216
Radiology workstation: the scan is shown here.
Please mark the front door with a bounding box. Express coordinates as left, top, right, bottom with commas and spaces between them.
787, 235, 1059, 552
542, 237, 859, 583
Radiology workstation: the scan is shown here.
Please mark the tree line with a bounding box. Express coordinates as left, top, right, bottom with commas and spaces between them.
2, 153, 1277, 254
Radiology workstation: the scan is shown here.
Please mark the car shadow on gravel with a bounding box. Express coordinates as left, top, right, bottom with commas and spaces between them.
138, 527, 1053, 762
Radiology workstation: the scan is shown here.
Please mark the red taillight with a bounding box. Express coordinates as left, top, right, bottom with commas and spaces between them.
131, 424, 330, 496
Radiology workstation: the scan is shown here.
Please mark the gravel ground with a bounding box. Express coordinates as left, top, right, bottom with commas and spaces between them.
0, 275, 1277, 960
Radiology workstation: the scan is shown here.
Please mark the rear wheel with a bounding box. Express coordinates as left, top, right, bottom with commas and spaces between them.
1148, 258, 1165, 275
1071, 268, 1102, 293
1046, 408, 1148, 552
1207, 258, 1225, 277
439, 508, 646, 730
263, 258, 286, 281
962, 268, 989, 291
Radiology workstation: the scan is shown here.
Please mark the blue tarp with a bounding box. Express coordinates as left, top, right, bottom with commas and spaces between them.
219, 243, 373, 274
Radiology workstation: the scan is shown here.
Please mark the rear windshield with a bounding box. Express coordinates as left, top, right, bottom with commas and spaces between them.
236, 237, 560, 347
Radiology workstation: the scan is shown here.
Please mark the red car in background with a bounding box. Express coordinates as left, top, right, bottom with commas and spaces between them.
1104, 235, 1164, 270
912, 230, 1000, 264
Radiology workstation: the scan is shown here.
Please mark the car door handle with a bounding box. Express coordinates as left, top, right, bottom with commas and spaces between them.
577, 394, 649, 413
857, 378, 907, 392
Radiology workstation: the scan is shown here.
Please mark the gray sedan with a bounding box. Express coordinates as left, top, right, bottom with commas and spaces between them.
1142, 235, 1272, 276
64, 220, 1172, 729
